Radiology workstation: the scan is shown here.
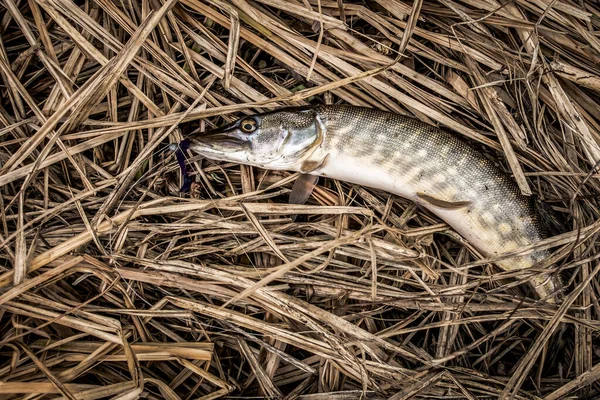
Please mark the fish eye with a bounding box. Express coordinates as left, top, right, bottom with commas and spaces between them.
240, 118, 257, 133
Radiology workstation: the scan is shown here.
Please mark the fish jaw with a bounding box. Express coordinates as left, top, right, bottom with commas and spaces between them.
187, 130, 252, 165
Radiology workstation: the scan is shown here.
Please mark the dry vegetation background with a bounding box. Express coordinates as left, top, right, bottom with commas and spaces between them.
1, 0, 600, 398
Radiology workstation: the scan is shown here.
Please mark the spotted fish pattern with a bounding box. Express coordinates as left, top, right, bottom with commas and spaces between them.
314, 106, 556, 300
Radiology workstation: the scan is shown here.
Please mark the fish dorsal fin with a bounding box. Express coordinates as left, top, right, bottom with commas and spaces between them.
417, 192, 471, 210
289, 173, 319, 205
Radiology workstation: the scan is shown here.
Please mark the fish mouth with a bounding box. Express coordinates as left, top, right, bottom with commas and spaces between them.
189, 130, 249, 154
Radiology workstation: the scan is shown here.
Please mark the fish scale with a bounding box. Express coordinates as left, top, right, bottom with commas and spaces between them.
187, 105, 560, 301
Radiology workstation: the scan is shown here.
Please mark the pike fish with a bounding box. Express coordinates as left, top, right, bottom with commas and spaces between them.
184, 105, 560, 301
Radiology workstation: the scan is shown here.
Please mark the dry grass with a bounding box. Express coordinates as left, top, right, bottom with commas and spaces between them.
0, 0, 600, 398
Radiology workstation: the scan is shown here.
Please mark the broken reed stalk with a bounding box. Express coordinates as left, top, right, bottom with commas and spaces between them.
0, 0, 600, 398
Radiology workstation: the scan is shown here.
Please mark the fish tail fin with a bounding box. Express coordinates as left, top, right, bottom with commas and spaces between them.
531, 271, 564, 304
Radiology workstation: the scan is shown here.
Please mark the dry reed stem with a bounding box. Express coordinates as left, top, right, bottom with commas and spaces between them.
1, 0, 600, 398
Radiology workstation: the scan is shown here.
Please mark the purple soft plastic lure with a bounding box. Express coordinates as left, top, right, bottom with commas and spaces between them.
172, 139, 192, 193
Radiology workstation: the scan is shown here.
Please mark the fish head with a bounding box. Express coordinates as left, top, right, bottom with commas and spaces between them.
188, 108, 323, 170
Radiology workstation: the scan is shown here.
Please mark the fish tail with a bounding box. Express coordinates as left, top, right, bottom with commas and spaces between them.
531, 272, 563, 303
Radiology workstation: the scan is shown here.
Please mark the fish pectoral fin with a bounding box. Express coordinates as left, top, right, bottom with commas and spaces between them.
416, 192, 471, 210
289, 173, 319, 205
300, 154, 329, 173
